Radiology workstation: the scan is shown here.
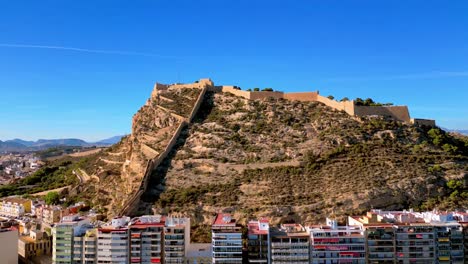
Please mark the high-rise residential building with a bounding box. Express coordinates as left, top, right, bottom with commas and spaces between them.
73, 228, 97, 264
97, 216, 130, 264
128, 215, 164, 264
164, 217, 190, 264
348, 212, 396, 264
307, 218, 365, 264
270, 223, 309, 264
211, 213, 243, 264
247, 218, 270, 264
350, 209, 467, 264
52, 215, 92, 264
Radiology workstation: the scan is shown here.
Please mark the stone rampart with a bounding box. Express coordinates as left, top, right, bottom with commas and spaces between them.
354, 105, 411, 123
316, 95, 355, 115
120, 120, 188, 216
411, 118, 436, 127
151, 83, 169, 99
283, 92, 319, 102
188, 86, 208, 122
250, 91, 284, 100
216, 86, 252, 99
170, 78, 214, 90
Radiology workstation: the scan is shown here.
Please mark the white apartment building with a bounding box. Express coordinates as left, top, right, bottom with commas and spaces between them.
97, 216, 130, 264
164, 217, 190, 264
73, 228, 97, 264
307, 218, 366, 264
0, 197, 31, 217
211, 214, 242, 264
270, 224, 309, 264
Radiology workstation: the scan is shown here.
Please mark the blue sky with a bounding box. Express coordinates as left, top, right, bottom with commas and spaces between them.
0, 1, 467, 141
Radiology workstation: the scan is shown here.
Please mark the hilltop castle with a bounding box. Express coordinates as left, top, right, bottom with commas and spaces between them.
151, 78, 435, 126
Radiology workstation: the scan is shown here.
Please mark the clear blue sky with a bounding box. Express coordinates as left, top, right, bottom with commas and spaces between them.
1, 1, 467, 141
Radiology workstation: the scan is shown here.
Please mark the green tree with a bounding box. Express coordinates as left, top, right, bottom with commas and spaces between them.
327, 95, 334, 100
262, 88, 273, 91
340, 97, 349, 102
44, 191, 60, 205
364, 98, 375, 106
253, 88, 260, 91
355, 98, 364, 105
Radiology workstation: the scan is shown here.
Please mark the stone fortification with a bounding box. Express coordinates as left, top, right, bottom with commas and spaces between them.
167, 78, 434, 126
283, 92, 319, 102
411, 118, 436, 127
315, 95, 355, 116
120, 81, 210, 216
354, 105, 411, 123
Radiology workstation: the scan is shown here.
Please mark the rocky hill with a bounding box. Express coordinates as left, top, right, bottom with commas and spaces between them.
73, 79, 467, 231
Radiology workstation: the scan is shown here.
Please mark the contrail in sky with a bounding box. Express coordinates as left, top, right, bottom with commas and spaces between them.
0, 43, 175, 58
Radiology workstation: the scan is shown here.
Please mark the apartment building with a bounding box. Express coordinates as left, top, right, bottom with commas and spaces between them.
0, 197, 32, 217
307, 218, 365, 264
52, 215, 92, 264
270, 224, 309, 264
97, 216, 131, 264
73, 228, 97, 264
350, 209, 467, 264
349, 212, 397, 264
247, 218, 270, 264
129, 215, 164, 264
0, 228, 19, 264
164, 217, 190, 264
18, 230, 52, 262
43, 205, 62, 225
211, 214, 243, 264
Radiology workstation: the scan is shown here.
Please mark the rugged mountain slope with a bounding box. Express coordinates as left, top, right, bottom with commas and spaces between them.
74, 85, 204, 214
74, 83, 467, 228
149, 91, 467, 225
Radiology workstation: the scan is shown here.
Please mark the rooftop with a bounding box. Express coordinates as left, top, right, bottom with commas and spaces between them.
1, 197, 30, 204
213, 213, 236, 226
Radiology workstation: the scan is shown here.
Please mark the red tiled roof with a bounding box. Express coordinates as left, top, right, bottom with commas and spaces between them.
248, 223, 268, 235
213, 214, 236, 226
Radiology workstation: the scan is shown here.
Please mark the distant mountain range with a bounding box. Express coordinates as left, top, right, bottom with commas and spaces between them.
441, 128, 468, 136
0, 135, 125, 152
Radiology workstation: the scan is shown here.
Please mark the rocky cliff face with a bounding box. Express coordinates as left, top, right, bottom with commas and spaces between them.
78, 81, 467, 229
78, 84, 204, 215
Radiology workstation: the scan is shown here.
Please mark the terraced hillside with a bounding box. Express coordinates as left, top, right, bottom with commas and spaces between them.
74, 85, 206, 215
67, 80, 467, 233
146, 91, 467, 227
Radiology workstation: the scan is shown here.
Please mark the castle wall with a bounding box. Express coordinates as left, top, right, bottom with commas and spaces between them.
120, 120, 188, 216
170, 78, 214, 90
218, 86, 252, 99
283, 92, 319, 102
249, 91, 284, 100
188, 86, 208, 122
354, 105, 411, 123
316, 95, 355, 115
411, 118, 436, 127
151, 83, 169, 99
